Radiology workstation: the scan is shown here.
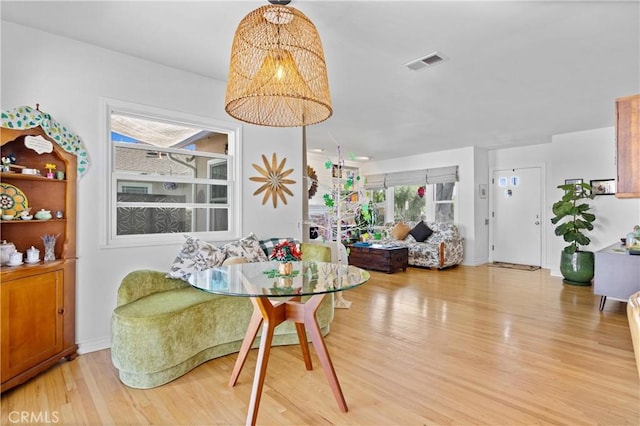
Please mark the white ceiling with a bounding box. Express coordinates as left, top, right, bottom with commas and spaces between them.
2, 1, 639, 161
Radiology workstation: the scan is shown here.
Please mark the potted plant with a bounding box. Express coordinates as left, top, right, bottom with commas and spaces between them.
270, 241, 302, 275
550, 182, 596, 285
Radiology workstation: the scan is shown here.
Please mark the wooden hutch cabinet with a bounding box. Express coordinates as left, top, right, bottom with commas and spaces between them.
616, 94, 640, 198
1, 127, 77, 393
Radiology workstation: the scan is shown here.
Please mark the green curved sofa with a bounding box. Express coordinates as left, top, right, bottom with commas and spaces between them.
111, 244, 334, 389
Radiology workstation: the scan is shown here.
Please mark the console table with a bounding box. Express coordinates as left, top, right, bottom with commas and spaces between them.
594, 242, 640, 310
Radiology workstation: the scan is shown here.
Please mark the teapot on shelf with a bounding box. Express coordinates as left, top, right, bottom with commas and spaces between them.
1, 240, 16, 265
34, 209, 52, 220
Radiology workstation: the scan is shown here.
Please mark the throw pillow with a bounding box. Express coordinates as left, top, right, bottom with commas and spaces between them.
390, 222, 411, 240
223, 233, 269, 263
167, 236, 226, 281
409, 221, 433, 243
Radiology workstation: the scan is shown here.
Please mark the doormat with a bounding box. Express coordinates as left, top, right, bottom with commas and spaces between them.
489, 262, 540, 271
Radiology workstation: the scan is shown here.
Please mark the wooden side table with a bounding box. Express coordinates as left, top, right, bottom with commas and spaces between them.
347, 244, 408, 273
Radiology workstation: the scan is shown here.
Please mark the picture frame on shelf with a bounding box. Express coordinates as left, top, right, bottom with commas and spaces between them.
590, 179, 616, 195
564, 178, 583, 194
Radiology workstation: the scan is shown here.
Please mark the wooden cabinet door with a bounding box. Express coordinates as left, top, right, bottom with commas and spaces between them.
1, 270, 64, 382
616, 94, 640, 198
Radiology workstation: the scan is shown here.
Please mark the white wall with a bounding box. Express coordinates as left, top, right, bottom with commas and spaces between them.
489, 127, 640, 276
548, 127, 639, 275
1, 22, 302, 352
242, 125, 303, 240
472, 147, 490, 265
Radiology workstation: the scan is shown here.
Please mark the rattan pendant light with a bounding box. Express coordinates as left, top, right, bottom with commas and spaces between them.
225, 1, 332, 127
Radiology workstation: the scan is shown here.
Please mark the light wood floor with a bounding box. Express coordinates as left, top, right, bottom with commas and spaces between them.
2, 265, 638, 425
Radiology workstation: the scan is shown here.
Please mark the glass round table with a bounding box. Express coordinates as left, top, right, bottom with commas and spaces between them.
189, 261, 370, 426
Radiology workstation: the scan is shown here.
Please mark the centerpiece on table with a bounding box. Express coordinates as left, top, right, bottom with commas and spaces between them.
270, 241, 302, 275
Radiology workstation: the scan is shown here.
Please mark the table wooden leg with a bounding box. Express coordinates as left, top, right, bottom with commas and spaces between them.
246, 317, 275, 426
234, 295, 348, 425
295, 322, 313, 370
303, 295, 348, 412
229, 309, 263, 387
288, 296, 312, 370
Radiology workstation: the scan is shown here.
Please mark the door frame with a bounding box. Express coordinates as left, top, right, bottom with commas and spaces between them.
488, 162, 547, 268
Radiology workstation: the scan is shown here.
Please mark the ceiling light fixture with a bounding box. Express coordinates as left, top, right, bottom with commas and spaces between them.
225, 0, 332, 127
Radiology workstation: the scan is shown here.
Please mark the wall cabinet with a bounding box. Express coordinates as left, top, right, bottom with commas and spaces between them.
1, 127, 77, 393
616, 94, 640, 198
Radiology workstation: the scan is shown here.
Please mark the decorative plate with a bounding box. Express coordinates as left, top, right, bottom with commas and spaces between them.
0, 183, 29, 217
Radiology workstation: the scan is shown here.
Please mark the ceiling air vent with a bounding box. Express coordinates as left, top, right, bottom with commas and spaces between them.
404, 51, 447, 71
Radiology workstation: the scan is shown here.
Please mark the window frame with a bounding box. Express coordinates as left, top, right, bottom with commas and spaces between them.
381, 182, 458, 224
427, 182, 458, 224
100, 98, 242, 248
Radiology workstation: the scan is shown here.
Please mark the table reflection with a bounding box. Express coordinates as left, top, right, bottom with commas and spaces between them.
189, 261, 369, 297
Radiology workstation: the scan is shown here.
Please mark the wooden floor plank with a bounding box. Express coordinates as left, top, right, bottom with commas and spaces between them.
1, 265, 638, 425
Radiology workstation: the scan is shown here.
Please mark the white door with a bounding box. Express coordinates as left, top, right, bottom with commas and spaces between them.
492, 167, 542, 266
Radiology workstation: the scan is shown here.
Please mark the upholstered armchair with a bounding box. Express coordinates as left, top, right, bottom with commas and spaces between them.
300, 242, 332, 262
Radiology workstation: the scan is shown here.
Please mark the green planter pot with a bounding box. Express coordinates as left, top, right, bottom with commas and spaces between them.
560, 250, 594, 286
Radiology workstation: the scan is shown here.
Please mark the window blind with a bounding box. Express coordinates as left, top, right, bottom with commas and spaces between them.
426, 165, 458, 184
384, 169, 427, 187
365, 166, 457, 188
363, 173, 386, 189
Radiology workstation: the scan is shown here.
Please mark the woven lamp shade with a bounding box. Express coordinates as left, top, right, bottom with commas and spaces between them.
225, 4, 332, 127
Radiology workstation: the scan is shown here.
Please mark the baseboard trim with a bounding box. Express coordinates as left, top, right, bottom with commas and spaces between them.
77, 337, 111, 354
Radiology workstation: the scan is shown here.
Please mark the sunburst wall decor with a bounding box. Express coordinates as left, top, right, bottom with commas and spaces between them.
307, 165, 318, 199
249, 153, 296, 208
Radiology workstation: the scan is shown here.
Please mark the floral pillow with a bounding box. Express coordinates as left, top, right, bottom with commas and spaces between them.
166, 236, 226, 281
223, 233, 269, 263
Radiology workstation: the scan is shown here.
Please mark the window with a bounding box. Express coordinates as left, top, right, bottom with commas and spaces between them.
388, 183, 457, 223
365, 166, 458, 225
392, 185, 425, 222
432, 182, 457, 223
370, 189, 386, 226
102, 99, 241, 247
